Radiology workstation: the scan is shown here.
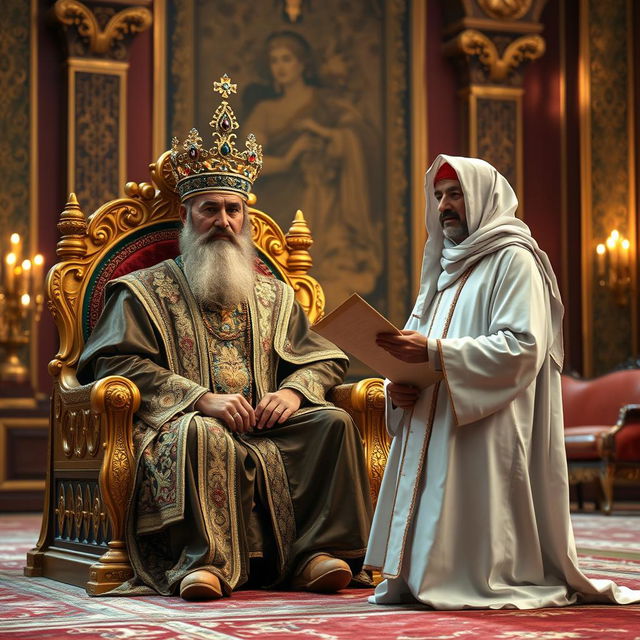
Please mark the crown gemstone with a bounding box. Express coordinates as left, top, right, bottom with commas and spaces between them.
220, 142, 231, 156
220, 115, 231, 131
188, 145, 198, 159
248, 153, 256, 163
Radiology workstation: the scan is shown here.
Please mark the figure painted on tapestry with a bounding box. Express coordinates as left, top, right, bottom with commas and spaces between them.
243, 30, 383, 310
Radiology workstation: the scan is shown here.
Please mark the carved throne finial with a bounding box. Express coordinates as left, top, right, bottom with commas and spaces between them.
285, 210, 313, 275
57, 193, 88, 260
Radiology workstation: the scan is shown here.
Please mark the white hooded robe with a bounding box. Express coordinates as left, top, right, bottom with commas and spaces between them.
364, 155, 640, 609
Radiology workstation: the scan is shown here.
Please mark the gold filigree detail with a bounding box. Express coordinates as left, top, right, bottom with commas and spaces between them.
330, 378, 388, 505
104, 384, 133, 410
53, 0, 152, 59
477, 0, 533, 21
455, 30, 545, 82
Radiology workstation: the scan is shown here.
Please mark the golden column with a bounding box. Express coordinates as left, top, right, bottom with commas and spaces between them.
53, 0, 152, 215
442, 0, 548, 212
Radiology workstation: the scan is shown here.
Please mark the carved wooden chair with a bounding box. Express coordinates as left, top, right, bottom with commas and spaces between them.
24, 151, 389, 594
562, 370, 640, 514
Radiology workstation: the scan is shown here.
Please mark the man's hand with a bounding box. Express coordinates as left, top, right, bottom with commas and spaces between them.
376, 330, 428, 363
255, 389, 303, 430
194, 392, 255, 433
387, 382, 421, 409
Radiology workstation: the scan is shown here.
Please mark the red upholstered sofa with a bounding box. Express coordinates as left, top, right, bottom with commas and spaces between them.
562, 370, 640, 514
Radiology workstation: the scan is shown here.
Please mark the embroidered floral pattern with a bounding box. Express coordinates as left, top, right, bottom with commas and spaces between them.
136, 421, 180, 526
201, 416, 241, 585
203, 304, 253, 403
253, 275, 280, 392
141, 375, 199, 424
281, 368, 329, 405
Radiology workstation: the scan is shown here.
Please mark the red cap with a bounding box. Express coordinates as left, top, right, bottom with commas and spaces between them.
433, 162, 458, 185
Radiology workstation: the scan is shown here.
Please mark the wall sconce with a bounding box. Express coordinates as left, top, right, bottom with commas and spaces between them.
596, 229, 631, 305
0, 233, 45, 385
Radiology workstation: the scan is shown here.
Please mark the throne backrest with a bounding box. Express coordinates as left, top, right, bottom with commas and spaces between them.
48, 151, 325, 378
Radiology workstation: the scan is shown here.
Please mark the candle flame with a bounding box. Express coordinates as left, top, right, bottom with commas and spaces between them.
596, 244, 606, 255
22, 259, 31, 271
10, 233, 20, 245
21, 293, 30, 306
33, 254, 44, 266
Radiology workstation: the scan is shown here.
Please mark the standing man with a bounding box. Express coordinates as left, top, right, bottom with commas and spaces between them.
365, 155, 640, 609
77, 76, 372, 601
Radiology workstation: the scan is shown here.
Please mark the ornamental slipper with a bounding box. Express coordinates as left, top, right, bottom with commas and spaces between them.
292, 554, 352, 593
179, 569, 223, 601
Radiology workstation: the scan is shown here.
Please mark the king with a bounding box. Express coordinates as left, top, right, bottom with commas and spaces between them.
77, 75, 373, 600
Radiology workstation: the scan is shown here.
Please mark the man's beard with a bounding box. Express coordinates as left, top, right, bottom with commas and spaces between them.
440, 210, 469, 244
180, 217, 256, 309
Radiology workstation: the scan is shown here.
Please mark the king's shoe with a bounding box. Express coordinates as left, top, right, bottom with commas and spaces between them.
292, 554, 352, 593
179, 570, 223, 601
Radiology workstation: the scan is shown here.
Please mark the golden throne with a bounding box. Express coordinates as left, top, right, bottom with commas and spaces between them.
24, 151, 389, 594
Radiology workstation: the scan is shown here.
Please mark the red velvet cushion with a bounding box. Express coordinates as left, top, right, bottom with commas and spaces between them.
615, 422, 640, 461
562, 371, 640, 427
110, 238, 180, 280
564, 426, 609, 460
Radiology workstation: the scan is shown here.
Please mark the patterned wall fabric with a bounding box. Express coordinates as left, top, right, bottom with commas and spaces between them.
0, 1, 32, 242
74, 72, 121, 215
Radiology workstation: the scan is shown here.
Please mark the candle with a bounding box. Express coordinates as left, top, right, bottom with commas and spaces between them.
10, 233, 22, 266
606, 235, 618, 287
4, 252, 16, 294
596, 244, 606, 280
621, 238, 630, 274
21, 259, 31, 296
32, 254, 44, 296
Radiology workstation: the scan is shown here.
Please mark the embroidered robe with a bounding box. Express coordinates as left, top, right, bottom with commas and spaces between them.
78, 259, 373, 595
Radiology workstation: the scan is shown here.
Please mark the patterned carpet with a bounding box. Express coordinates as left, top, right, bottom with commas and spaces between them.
1, 513, 639, 640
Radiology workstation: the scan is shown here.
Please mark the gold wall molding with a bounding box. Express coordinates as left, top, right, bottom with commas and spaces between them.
0, 417, 48, 492
54, 2, 151, 218
477, 0, 533, 21
54, 0, 152, 60
450, 29, 545, 84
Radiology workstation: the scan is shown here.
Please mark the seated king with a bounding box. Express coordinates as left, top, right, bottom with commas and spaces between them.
77, 75, 373, 601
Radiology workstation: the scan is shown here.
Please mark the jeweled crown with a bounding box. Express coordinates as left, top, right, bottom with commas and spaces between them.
169, 74, 263, 201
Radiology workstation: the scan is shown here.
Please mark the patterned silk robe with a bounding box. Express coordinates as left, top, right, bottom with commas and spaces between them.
78, 259, 373, 595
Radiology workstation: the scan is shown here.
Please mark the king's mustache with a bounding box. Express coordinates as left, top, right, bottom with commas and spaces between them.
439, 210, 460, 225
199, 227, 239, 246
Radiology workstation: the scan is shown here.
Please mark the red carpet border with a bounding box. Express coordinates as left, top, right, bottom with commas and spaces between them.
0, 513, 639, 640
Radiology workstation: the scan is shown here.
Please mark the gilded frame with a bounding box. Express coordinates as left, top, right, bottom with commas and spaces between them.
152, 0, 428, 331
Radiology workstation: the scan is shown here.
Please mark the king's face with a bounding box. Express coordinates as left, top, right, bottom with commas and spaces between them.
182, 192, 246, 240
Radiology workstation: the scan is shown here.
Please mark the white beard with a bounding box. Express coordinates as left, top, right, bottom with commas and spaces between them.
180, 217, 256, 309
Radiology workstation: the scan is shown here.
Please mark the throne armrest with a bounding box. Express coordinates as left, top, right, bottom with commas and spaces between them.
55, 374, 139, 594
615, 404, 640, 428
329, 378, 389, 504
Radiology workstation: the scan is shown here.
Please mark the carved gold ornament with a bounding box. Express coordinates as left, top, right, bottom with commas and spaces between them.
477, 0, 533, 21
53, 0, 152, 57
456, 30, 545, 82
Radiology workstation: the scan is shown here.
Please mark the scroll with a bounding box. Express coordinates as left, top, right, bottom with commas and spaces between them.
312, 294, 442, 388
